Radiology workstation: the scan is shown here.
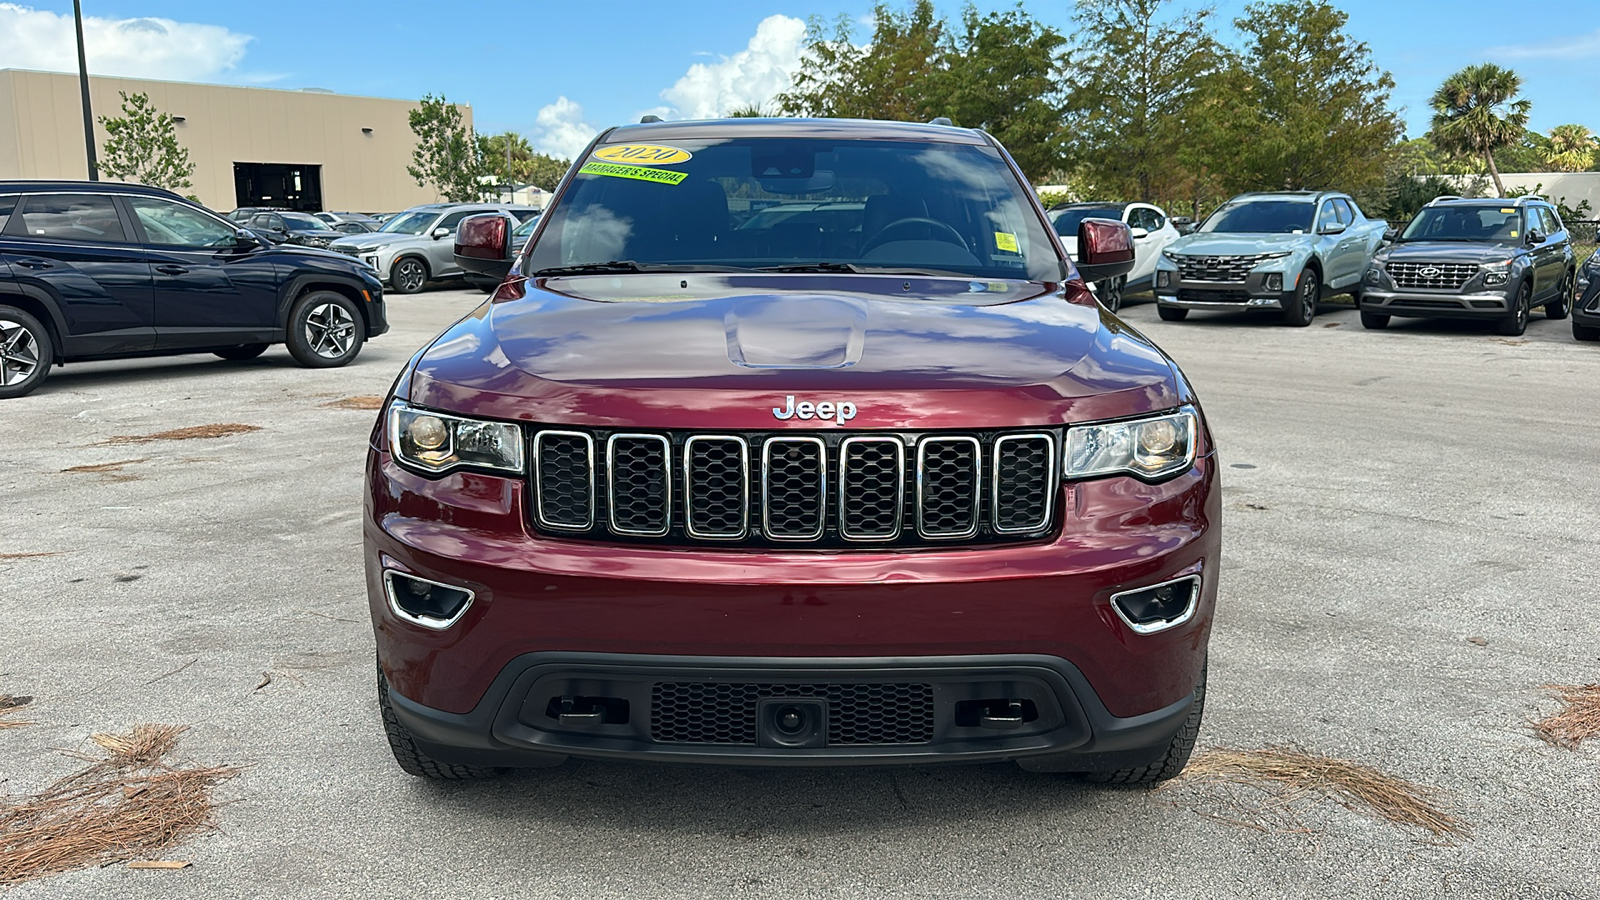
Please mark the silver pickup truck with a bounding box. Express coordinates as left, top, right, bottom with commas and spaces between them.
1152, 191, 1388, 326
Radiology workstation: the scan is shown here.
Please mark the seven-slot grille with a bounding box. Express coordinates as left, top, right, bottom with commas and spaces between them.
529, 429, 1058, 548
1176, 254, 1267, 283
1386, 261, 1477, 291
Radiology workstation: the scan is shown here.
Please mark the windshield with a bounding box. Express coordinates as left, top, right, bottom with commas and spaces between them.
513, 214, 541, 238
379, 210, 439, 235
1049, 207, 1124, 238
1199, 200, 1315, 234
1400, 206, 1520, 242
282, 214, 333, 232
525, 136, 1061, 280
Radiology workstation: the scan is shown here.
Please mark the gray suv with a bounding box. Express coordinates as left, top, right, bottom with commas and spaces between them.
1361, 196, 1576, 336
329, 203, 537, 294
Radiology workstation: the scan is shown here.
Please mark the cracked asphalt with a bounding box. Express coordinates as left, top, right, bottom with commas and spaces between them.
2, 288, 1596, 899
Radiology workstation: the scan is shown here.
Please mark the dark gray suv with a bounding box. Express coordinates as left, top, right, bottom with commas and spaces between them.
1360, 196, 1576, 336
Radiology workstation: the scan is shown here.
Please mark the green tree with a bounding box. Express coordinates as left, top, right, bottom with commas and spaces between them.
726, 104, 770, 118
1216, 1, 1401, 195
1062, 0, 1228, 204
932, 5, 1068, 180
777, 1, 945, 121
407, 94, 489, 202
98, 92, 196, 193
523, 153, 571, 192
1427, 63, 1530, 197
1543, 124, 1598, 173
480, 131, 571, 191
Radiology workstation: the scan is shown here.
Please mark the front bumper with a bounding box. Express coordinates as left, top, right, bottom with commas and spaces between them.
365, 446, 1220, 765
1361, 287, 1512, 319
1153, 271, 1289, 310
1574, 278, 1600, 327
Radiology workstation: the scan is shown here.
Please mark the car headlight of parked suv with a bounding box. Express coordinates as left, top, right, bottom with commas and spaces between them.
1575, 256, 1595, 293
388, 401, 524, 475
1481, 258, 1513, 287
1064, 408, 1197, 481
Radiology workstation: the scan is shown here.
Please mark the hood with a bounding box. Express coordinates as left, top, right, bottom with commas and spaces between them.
330, 232, 418, 251
269, 243, 358, 262
1377, 241, 1519, 263
407, 274, 1182, 430
1167, 232, 1309, 256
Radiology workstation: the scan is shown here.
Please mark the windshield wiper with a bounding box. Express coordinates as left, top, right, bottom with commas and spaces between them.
756, 262, 972, 277
534, 261, 756, 276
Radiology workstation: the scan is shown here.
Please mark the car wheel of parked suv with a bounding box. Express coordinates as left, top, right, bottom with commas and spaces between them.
1084, 664, 1206, 785
378, 664, 505, 780
391, 258, 429, 295
1283, 268, 1317, 327
1545, 271, 1573, 321
1360, 311, 1390, 330
1096, 276, 1125, 313
214, 343, 269, 361
1157, 306, 1188, 322
286, 292, 364, 368
0, 306, 53, 400
1497, 280, 1531, 337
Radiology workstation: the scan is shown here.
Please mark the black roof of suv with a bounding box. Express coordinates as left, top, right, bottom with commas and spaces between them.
0, 180, 389, 398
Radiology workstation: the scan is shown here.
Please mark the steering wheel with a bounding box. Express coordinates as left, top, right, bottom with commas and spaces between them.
860, 217, 970, 256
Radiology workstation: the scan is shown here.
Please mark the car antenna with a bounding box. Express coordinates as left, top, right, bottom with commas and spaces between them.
640, 115, 663, 124
927, 116, 953, 126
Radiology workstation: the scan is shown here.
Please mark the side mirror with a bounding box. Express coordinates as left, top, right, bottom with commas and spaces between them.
432, 227, 451, 240
1320, 221, 1348, 235
454, 214, 512, 281
1129, 226, 1150, 240
1170, 216, 1195, 235
1075, 218, 1135, 284
1383, 227, 1398, 243
233, 231, 260, 248
1525, 229, 1543, 245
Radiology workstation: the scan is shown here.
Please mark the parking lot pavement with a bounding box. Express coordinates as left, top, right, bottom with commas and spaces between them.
3, 288, 1597, 899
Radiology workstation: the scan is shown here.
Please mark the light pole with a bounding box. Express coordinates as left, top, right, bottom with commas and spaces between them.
74, 0, 98, 181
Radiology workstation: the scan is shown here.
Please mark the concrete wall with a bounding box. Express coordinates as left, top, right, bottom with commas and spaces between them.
1498, 172, 1600, 218
0, 69, 470, 214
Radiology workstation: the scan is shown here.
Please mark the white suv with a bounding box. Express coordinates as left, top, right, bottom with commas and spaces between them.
328, 203, 537, 294
1048, 202, 1181, 312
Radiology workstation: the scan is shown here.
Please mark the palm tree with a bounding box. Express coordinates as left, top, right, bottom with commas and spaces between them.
1428, 63, 1531, 197
1544, 124, 1598, 173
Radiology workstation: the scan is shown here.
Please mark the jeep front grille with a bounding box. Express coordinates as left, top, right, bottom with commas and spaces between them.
1176, 254, 1266, 283
526, 428, 1060, 548
1387, 261, 1477, 291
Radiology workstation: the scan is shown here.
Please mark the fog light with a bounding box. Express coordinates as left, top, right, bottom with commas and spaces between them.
1156, 271, 1172, 288
1111, 574, 1201, 634
1265, 273, 1283, 292
384, 571, 474, 629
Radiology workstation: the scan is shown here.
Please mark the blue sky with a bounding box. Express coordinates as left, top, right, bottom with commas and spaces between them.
2, 0, 1595, 159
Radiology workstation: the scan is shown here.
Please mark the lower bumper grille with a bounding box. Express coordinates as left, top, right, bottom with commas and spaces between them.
1177, 288, 1253, 303
651, 682, 935, 745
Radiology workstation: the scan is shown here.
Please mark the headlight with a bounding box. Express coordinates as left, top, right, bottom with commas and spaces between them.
1161, 250, 1179, 262
1365, 267, 1380, 283
387, 401, 524, 475
1064, 407, 1198, 482
1254, 251, 1291, 263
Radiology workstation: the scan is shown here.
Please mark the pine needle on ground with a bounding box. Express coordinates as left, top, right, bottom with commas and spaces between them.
0, 696, 32, 729
321, 395, 386, 410
101, 424, 261, 445
0, 724, 239, 885
1168, 746, 1467, 838
1533, 684, 1600, 748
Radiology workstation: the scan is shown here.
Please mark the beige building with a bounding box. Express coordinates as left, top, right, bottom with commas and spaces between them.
0, 68, 471, 214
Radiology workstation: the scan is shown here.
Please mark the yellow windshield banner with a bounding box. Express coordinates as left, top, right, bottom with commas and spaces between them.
579, 161, 689, 185
592, 144, 693, 166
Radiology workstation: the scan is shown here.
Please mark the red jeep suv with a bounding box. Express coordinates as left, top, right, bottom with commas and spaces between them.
365, 118, 1220, 783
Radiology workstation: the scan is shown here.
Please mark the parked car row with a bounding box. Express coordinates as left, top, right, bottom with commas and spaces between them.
1052, 190, 1584, 340
324, 203, 540, 294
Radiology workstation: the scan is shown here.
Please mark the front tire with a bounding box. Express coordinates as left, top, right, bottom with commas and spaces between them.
0, 305, 54, 399
286, 291, 364, 368
1157, 306, 1188, 322
1360, 311, 1390, 330
390, 257, 429, 295
1497, 280, 1531, 336
214, 343, 269, 361
378, 665, 502, 780
1282, 268, 1318, 326
1085, 665, 1207, 785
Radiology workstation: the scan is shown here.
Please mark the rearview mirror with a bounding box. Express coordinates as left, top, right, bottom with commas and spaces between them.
454, 214, 511, 281
1075, 218, 1135, 284
432, 227, 451, 240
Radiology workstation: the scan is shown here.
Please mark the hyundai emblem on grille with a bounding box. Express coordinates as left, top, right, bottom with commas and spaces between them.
1419, 266, 1441, 278
772, 395, 858, 424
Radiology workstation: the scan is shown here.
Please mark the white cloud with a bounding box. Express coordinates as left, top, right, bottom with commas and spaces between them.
1487, 29, 1600, 60
0, 3, 250, 81
534, 96, 599, 160
658, 14, 805, 119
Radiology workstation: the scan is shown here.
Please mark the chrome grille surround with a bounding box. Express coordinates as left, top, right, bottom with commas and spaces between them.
682, 435, 749, 540
1386, 261, 1477, 291
532, 430, 595, 530
1176, 254, 1265, 283
762, 436, 827, 541
606, 433, 672, 536
916, 436, 982, 540
838, 436, 906, 542
991, 434, 1055, 534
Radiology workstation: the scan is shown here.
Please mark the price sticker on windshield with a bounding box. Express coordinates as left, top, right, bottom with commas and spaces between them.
592, 144, 692, 166
994, 232, 1020, 253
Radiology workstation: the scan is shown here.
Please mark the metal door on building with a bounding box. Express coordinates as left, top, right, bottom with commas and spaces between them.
233, 163, 323, 212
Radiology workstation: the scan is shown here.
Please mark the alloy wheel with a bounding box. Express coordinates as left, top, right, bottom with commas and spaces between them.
0, 318, 41, 387
1299, 273, 1317, 320
304, 303, 357, 359
1516, 284, 1530, 331
395, 261, 426, 293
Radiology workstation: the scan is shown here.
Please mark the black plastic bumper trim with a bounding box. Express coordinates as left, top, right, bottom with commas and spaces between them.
385, 651, 1196, 768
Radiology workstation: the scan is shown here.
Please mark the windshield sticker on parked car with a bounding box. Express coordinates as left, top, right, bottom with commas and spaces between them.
1500, 208, 1515, 213
994, 232, 1020, 253
592, 145, 693, 166
578, 162, 690, 186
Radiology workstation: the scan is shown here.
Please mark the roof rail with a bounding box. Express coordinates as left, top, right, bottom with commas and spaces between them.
1512, 194, 1545, 205
1425, 195, 1463, 206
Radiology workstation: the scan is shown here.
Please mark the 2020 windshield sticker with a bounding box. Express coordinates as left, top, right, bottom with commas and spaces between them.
592, 145, 693, 166
578, 162, 689, 185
